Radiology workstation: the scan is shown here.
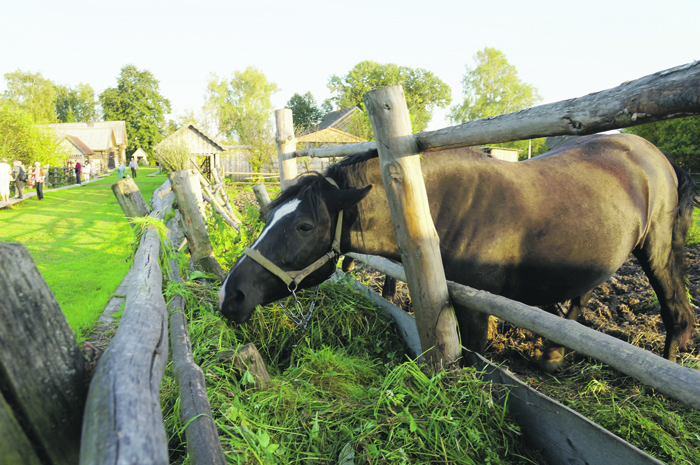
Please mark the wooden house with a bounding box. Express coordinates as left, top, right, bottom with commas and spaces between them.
131, 148, 149, 165
59, 135, 95, 167
483, 146, 521, 162
155, 123, 224, 176
48, 121, 127, 168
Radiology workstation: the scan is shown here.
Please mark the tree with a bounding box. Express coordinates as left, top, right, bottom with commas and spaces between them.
623, 116, 700, 170
286, 92, 323, 133
206, 68, 279, 173
450, 47, 546, 158
0, 103, 68, 166
55, 83, 98, 122
327, 61, 451, 134
2, 70, 57, 123
99, 65, 171, 155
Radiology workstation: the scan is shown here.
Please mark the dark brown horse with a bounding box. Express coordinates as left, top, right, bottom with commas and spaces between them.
218, 133, 696, 369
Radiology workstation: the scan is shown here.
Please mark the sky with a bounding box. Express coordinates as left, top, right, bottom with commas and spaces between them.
1, 0, 698, 133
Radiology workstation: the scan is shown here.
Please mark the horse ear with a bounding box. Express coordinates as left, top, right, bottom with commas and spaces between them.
334, 184, 373, 210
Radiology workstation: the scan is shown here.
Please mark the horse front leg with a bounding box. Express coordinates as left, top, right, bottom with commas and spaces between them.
454, 303, 490, 367
540, 291, 593, 372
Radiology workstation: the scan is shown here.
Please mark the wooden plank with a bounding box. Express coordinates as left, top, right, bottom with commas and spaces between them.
363, 85, 461, 366
80, 229, 170, 465
294, 61, 700, 159
275, 108, 298, 190
475, 354, 665, 465
0, 243, 87, 465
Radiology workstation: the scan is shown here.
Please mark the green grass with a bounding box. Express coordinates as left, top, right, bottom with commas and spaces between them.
686, 207, 700, 247
0, 167, 166, 342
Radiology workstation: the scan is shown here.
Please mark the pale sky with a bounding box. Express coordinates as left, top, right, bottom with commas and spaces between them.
1, 0, 698, 132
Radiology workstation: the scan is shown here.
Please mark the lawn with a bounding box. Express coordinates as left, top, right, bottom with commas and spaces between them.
0, 167, 168, 342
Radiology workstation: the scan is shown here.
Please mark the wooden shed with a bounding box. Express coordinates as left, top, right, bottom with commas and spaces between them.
483, 146, 521, 162
132, 148, 149, 165
155, 123, 224, 177
49, 121, 127, 168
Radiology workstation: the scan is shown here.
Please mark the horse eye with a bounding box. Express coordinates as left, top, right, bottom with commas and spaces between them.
297, 223, 314, 232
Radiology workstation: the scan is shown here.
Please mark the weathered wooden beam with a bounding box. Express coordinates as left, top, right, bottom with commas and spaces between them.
364, 86, 461, 366
0, 243, 87, 465
275, 108, 298, 190
345, 251, 700, 409
294, 61, 700, 159
169, 169, 225, 280
202, 192, 240, 230
166, 259, 227, 465
112, 177, 150, 223
80, 229, 170, 465
446, 281, 700, 410
252, 183, 271, 210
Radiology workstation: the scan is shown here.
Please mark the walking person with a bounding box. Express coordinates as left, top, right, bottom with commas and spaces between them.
0, 158, 11, 202
129, 158, 138, 179
84, 160, 91, 183
33, 162, 45, 201
12, 160, 26, 199
117, 163, 126, 179
75, 160, 82, 185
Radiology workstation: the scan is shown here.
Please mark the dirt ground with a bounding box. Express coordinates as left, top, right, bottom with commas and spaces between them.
351, 249, 700, 375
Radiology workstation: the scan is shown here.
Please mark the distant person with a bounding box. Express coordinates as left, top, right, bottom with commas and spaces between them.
129, 158, 138, 179
12, 160, 27, 199
90, 162, 97, 180
117, 163, 126, 179
84, 161, 91, 183
75, 160, 82, 185
33, 162, 45, 201
0, 158, 11, 202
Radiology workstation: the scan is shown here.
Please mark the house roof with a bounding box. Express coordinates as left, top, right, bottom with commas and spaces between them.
296, 127, 366, 144
155, 123, 225, 154
67, 136, 95, 155
303, 107, 361, 134
48, 121, 127, 146
49, 126, 117, 151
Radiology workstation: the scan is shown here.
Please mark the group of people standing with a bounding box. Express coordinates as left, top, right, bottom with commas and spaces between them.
0, 158, 47, 202
72, 160, 96, 185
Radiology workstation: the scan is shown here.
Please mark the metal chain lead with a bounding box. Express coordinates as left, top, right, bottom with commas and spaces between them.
278, 285, 321, 330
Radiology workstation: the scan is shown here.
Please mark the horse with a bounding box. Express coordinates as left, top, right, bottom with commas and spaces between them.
218, 133, 696, 370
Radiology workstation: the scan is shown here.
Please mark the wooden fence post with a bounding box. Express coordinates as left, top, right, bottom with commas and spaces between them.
0, 243, 87, 465
169, 169, 225, 280
253, 183, 271, 210
363, 85, 461, 366
275, 108, 297, 190
112, 178, 151, 222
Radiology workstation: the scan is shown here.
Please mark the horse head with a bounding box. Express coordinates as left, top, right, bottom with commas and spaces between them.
218, 174, 372, 323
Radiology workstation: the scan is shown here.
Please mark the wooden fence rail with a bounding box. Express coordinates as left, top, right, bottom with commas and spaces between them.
344, 252, 700, 410
294, 61, 700, 159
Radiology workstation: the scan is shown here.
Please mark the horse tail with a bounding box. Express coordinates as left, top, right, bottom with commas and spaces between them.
670, 159, 697, 348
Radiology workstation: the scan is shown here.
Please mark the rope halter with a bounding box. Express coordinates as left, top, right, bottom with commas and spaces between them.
242, 177, 343, 292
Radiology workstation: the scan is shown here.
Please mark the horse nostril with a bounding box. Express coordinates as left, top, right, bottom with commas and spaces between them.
232, 289, 246, 304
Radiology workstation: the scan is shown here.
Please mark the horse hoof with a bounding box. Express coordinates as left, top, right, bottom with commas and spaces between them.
539, 348, 565, 373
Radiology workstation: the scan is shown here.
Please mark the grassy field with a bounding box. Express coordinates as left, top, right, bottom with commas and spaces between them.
0, 167, 167, 342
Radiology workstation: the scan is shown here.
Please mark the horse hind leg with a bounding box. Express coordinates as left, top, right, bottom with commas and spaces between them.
633, 245, 695, 362
539, 292, 593, 372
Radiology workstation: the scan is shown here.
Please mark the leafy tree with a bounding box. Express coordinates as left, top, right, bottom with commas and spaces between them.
286, 92, 323, 132
206, 67, 279, 173
55, 83, 98, 122
327, 61, 451, 134
0, 103, 68, 166
99, 65, 171, 155
622, 116, 700, 170
450, 47, 546, 158
2, 70, 57, 123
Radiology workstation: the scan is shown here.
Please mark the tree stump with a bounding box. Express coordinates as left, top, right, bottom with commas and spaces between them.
218, 343, 271, 389
111, 177, 150, 223
0, 243, 87, 465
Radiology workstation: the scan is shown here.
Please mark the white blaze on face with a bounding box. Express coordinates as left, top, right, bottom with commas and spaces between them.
218, 198, 302, 310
